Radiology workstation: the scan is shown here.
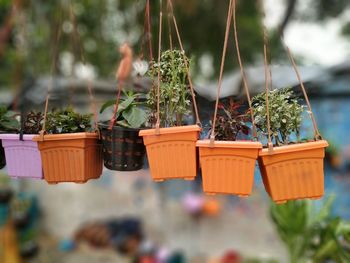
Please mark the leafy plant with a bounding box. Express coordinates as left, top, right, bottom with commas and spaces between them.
147, 49, 191, 127
270, 197, 350, 263
22, 111, 43, 134
212, 99, 250, 141
46, 107, 92, 134
100, 90, 148, 129
252, 88, 304, 146
0, 106, 20, 133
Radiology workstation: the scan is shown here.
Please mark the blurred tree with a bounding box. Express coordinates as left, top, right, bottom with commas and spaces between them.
0, 0, 264, 87
0, 0, 349, 89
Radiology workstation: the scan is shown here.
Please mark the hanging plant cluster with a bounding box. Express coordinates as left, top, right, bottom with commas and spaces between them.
0, 0, 328, 205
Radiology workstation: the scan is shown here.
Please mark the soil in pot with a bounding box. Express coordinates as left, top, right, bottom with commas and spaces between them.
197, 140, 262, 196
259, 140, 329, 204
99, 123, 146, 171
33, 133, 103, 184
139, 125, 201, 182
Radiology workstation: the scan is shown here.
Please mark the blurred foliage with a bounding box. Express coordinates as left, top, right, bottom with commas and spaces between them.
46, 107, 92, 134
270, 196, 350, 263
0, 0, 349, 90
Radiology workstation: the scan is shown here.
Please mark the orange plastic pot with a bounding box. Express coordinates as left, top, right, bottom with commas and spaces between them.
197, 140, 262, 196
139, 125, 201, 182
259, 140, 329, 204
33, 133, 103, 184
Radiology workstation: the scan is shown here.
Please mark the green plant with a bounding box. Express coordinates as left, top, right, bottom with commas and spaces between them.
147, 49, 191, 127
100, 90, 148, 129
22, 111, 43, 134
212, 99, 250, 141
0, 106, 20, 133
45, 107, 92, 134
270, 197, 350, 263
252, 88, 304, 146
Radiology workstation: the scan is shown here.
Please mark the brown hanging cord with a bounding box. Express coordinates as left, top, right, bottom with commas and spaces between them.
166, 0, 173, 51
145, 0, 153, 61
281, 37, 322, 140
232, 0, 257, 140
108, 81, 124, 129
167, 0, 201, 126
263, 43, 273, 151
69, 1, 98, 131
210, 0, 234, 145
258, 0, 322, 148
155, 0, 163, 133
40, 13, 63, 140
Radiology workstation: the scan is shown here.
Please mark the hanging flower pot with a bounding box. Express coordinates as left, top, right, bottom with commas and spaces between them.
140, 125, 201, 181
259, 140, 328, 204
99, 123, 146, 171
198, 141, 262, 196
0, 134, 43, 180
99, 86, 148, 171
33, 108, 103, 184
34, 132, 102, 184
140, 12, 203, 182
253, 43, 328, 204
0, 106, 21, 170
198, 0, 261, 196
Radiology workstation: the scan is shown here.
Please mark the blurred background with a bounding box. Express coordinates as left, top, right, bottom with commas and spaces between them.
0, 0, 350, 262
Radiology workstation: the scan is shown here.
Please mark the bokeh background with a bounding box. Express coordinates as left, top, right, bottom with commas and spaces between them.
0, 0, 350, 262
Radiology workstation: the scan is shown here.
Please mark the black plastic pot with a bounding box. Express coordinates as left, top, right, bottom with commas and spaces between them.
99, 123, 146, 171
0, 140, 5, 169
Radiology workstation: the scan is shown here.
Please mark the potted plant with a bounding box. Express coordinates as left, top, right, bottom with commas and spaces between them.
139, 49, 201, 182
0, 106, 20, 170
253, 88, 328, 204
33, 107, 103, 184
99, 90, 148, 171
0, 111, 44, 179
197, 0, 262, 196
197, 100, 262, 196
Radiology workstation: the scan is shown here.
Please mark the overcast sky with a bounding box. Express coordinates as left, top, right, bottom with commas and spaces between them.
265, 0, 350, 66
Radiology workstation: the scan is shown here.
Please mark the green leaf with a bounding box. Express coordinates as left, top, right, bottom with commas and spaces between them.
99, 96, 135, 114
122, 107, 148, 128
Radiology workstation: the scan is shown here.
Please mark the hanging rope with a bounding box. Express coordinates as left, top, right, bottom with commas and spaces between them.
40, 11, 63, 140
232, 0, 257, 140
167, 0, 201, 126
281, 37, 322, 140
257, 0, 322, 149
69, 0, 99, 131
155, 0, 163, 133
210, 0, 233, 144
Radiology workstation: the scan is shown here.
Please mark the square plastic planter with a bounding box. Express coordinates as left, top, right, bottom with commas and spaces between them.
197, 140, 262, 196
139, 125, 201, 182
33, 133, 103, 184
99, 123, 146, 171
259, 140, 329, 204
0, 134, 43, 179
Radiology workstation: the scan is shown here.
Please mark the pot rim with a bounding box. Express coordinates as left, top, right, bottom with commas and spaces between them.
196, 140, 262, 149
98, 122, 144, 132
259, 140, 329, 156
32, 132, 99, 142
0, 134, 36, 141
139, 125, 201, 137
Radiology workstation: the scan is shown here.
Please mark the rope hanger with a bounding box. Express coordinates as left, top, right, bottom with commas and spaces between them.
155, 0, 201, 133
256, 0, 322, 149
40, 1, 99, 140
210, 0, 257, 145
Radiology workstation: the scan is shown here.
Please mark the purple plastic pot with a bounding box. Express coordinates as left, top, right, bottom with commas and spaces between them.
0, 134, 43, 179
